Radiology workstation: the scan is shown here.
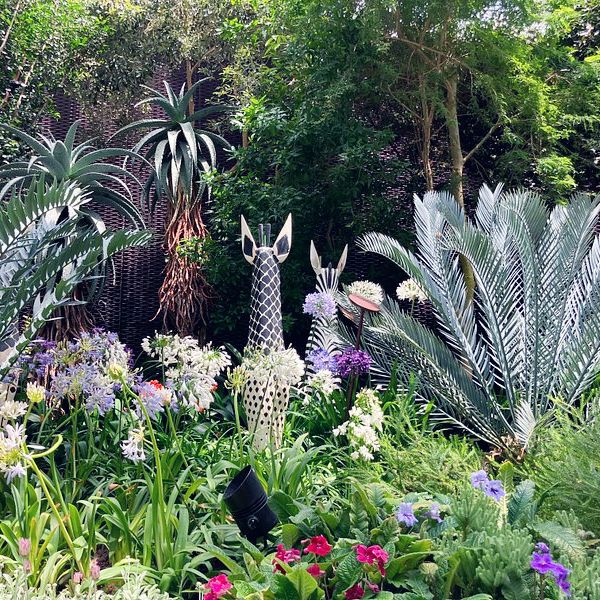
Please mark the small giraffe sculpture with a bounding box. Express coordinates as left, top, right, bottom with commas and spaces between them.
241, 214, 292, 451
306, 241, 348, 370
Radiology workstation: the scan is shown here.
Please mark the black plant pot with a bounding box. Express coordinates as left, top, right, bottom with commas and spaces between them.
223, 466, 278, 542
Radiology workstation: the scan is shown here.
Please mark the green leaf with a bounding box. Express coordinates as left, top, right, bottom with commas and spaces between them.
507, 480, 536, 526
333, 552, 362, 590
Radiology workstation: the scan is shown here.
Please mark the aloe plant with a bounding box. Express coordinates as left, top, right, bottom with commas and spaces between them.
0, 120, 144, 228
0, 177, 151, 375
353, 184, 600, 452
112, 79, 232, 336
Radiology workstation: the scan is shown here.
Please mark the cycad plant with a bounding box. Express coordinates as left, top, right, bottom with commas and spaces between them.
112, 79, 232, 336
0, 177, 151, 375
355, 184, 600, 453
0, 121, 146, 337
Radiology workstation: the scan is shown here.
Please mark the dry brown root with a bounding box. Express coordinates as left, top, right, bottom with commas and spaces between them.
157, 202, 213, 338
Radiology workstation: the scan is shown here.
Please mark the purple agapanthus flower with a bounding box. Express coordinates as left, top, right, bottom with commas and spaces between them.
396, 502, 418, 527
531, 543, 571, 597
133, 381, 167, 420
306, 348, 335, 372
426, 502, 442, 523
333, 348, 371, 377
303, 292, 337, 319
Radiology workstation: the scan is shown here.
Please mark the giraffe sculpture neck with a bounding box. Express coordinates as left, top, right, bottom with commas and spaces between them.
248, 248, 284, 351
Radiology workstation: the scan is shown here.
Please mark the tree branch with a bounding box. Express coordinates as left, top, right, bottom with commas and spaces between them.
463, 120, 502, 164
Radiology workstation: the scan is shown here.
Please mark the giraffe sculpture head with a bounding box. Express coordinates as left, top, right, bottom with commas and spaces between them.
241, 214, 292, 351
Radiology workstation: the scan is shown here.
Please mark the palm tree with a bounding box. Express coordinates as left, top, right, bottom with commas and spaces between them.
112, 79, 232, 337
352, 184, 600, 454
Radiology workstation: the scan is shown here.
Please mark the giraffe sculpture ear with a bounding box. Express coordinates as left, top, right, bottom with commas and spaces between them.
273, 213, 292, 263
309, 240, 321, 274
337, 244, 349, 274
241, 215, 256, 264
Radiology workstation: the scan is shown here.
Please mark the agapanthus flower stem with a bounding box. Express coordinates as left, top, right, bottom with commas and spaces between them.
26, 438, 85, 575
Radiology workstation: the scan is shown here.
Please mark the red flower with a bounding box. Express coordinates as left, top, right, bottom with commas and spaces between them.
272, 544, 301, 573
355, 544, 389, 576
148, 379, 163, 390
345, 583, 365, 599
211, 383, 218, 392
306, 563, 325, 578
205, 574, 232, 598
304, 535, 333, 557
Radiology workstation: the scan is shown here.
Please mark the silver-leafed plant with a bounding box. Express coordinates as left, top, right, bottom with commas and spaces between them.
354, 184, 600, 453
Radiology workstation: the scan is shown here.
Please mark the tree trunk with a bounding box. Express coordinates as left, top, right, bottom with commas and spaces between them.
444, 73, 464, 206
444, 73, 474, 302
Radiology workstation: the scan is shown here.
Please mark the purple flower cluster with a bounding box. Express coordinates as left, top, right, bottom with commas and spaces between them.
470, 470, 505, 501
333, 348, 371, 378
306, 348, 336, 372
17, 340, 56, 378
531, 543, 571, 596
303, 292, 337, 319
306, 347, 371, 378
396, 503, 418, 526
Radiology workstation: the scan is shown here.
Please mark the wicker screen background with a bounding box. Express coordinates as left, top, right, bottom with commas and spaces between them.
39, 68, 469, 352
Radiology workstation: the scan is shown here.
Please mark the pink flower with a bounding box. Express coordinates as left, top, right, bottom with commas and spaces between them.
345, 583, 365, 599
366, 581, 380, 593
90, 559, 101, 580
355, 544, 389, 576
304, 535, 333, 557
18, 537, 31, 557
73, 571, 83, 584
307, 563, 325, 577
23, 559, 31, 573
205, 574, 232, 598
273, 544, 301, 573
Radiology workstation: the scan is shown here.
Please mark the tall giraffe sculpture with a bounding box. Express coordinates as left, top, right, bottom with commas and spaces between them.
306, 241, 348, 370
240, 214, 292, 451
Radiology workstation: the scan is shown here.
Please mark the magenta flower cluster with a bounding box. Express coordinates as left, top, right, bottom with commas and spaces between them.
531, 543, 571, 596
333, 348, 371, 377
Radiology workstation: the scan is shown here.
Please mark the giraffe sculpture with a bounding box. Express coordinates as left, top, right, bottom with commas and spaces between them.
306, 241, 348, 370
240, 214, 292, 451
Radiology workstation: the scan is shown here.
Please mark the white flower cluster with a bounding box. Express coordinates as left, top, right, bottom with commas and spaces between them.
333, 388, 383, 461
347, 280, 384, 305
141, 333, 231, 413
300, 369, 340, 405
121, 425, 146, 463
396, 278, 427, 303
0, 423, 28, 483
241, 347, 305, 388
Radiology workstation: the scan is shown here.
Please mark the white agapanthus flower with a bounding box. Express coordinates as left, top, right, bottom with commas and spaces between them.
242, 347, 305, 387
179, 375, 217, 412
141, 333, 231, 413
121, 426, 146, 463
307, 369, 340, 396
334, 388, 383, 462
0, 400, 28, 421
347, 280, 384, 305
0, 423, 28, 483
396, 278, 427, 303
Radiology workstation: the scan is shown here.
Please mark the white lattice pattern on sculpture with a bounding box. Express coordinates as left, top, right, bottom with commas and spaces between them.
240, 215, 292, 451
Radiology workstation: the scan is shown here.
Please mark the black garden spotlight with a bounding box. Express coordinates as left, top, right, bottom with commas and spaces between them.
223, 466, 278, 543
